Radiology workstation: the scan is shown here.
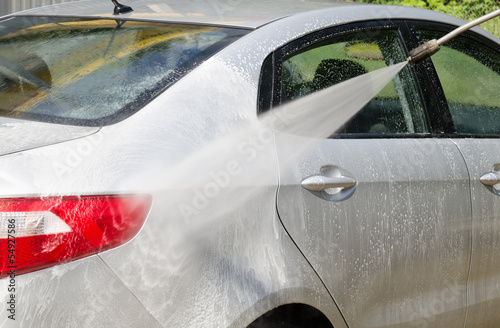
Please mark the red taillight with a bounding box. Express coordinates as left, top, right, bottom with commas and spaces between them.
0, 195, 151, 278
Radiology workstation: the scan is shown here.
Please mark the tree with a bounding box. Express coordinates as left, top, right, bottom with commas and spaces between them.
356, 0, 499, 36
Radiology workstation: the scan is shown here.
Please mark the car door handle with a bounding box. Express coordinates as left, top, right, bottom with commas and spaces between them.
480, 171, 500, 186
301, 175, 357, 192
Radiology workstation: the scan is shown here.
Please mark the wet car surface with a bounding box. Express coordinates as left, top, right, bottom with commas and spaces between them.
0, 1, 499, 327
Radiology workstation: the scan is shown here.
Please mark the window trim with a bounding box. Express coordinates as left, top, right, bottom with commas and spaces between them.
410, 21, 500, 138
258, 19, 443, 139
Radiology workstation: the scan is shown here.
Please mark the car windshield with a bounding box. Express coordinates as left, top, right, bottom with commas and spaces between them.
0, 16, 248, 126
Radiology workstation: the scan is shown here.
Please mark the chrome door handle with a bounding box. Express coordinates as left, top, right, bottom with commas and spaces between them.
301, 175, 356, 192
480, 172, 500, 186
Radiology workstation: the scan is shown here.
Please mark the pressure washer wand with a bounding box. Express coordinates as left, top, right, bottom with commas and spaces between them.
408, 8, 500, 64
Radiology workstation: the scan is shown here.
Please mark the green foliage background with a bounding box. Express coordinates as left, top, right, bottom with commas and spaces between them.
355, 0, 500, 36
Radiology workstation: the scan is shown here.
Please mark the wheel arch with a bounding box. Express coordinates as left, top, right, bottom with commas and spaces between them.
247, 303, 335, 328
227, 287, 348, 328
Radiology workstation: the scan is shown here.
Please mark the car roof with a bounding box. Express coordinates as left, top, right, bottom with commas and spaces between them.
11, 0, 362, 29
9, 0, 499, 43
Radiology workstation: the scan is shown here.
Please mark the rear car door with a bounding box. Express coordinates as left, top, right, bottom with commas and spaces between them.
262, 22, 472, 328
416, 25, 500, 327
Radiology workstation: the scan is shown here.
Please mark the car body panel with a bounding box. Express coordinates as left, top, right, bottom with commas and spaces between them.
452, 139, 500, 327
11, 0, 496, 45
275, 136, 471, 328
0, 255, 164, 328
12, 0, 356, 29
0, 117, 98, 156
98, 188, 347, 328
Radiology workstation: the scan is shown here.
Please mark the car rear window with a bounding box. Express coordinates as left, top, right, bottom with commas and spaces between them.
0, 16, 248, 126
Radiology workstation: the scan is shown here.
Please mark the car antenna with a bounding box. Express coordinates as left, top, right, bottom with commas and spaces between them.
408, 8, 500, 64
111, 0, 133, 15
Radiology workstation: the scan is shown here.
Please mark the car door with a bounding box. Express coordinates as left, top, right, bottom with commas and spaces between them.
416, 26, 500, 327
262, 22, 473, 328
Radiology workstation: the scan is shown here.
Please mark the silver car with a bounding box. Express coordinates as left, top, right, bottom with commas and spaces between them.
0, 0, 499, 327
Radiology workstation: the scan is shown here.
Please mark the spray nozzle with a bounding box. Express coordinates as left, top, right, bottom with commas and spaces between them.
408, 8, 500, 64
407, 39, 440, 64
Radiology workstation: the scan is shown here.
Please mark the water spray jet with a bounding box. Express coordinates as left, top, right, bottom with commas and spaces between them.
408, 8, 500, 64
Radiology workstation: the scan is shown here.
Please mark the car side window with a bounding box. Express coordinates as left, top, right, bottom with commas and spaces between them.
279, 29, 428, 135
420, 31, 500, 136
